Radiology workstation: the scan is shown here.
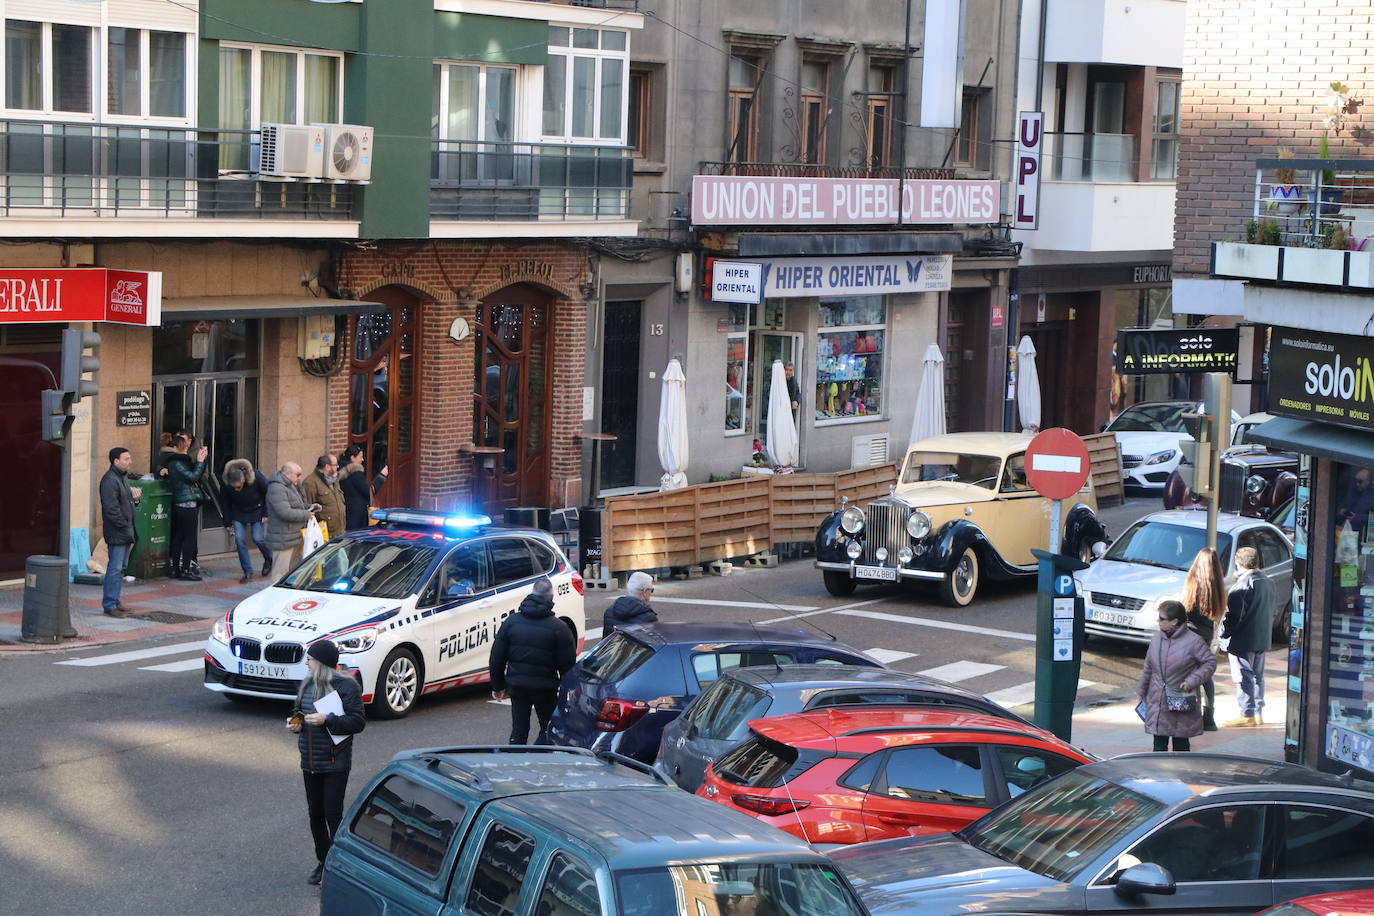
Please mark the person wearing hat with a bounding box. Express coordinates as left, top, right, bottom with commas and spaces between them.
489, 578, 575, 745
286, 639, 366, 886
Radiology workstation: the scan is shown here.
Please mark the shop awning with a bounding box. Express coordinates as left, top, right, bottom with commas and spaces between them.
162, 295, 385, 320
1249, 416, 1374, 466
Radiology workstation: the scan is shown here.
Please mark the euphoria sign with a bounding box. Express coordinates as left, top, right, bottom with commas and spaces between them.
1115, 328, 1239, 375
1269, 329, 1374, 433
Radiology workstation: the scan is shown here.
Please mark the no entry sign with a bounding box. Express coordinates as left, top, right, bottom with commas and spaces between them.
1025, 428, 1091, 500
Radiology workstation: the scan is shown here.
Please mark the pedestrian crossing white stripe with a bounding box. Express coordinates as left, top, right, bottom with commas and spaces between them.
866, 648, 917, 665
55, 640, 207, 666
835, 609, 1035, 642
759, 598, 887, 626
917, 661, 1004, 683
985, 679, 1097, 709
139, 657, 205, 673
653, 597, 818, 612
585, 627, 603, 640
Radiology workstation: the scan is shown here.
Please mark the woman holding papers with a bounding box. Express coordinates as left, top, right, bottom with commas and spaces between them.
286, 640, 366, 886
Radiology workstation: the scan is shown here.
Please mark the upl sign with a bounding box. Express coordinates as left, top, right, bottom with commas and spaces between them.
1013, 112, 1042, 230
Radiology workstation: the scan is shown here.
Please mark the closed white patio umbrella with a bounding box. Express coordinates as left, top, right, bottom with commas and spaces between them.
658, 358, 689, 490
1017, 335, 1042, 433
766, 359, 800, 472
907, 343, 947, 449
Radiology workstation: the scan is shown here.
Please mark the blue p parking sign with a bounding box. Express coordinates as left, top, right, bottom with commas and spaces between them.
1054, 574, 1076, 597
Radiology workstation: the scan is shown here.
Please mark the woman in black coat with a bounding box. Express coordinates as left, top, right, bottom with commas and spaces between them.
287, 640, 366, 885
339, 445, 373, 531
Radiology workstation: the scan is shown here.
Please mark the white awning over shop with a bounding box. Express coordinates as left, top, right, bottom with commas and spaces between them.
162, 295, 385, 320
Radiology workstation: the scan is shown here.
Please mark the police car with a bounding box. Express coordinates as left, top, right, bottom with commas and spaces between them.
203, 509, 585, 718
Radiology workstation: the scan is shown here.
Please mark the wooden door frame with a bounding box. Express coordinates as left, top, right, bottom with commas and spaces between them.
351, 285, 426, 507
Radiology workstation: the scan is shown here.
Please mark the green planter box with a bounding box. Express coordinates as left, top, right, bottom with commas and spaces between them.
127, 478, 171, 580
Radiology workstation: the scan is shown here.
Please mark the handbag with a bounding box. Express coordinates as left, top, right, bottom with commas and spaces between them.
1165, 685, 1198, 714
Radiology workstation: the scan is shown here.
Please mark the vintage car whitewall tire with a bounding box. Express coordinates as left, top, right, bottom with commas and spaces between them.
372, 647, 424, 719
938, 547, 980, 607
823, 570, 858, 597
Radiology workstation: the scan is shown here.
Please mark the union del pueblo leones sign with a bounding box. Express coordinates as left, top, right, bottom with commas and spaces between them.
691, 175, 1001, 226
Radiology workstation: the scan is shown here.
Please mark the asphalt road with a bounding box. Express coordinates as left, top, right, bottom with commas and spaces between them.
0, 498, 1160, 915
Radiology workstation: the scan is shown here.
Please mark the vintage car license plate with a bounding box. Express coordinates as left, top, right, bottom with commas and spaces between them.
238, 661, 288, 678
1087, 607, 1135, 627
854, 565, 898, 582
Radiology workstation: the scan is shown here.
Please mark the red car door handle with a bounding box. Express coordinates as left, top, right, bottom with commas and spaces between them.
876, 815, 913, 826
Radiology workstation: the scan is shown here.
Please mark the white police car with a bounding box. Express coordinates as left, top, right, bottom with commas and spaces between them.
203, 509, 585, 718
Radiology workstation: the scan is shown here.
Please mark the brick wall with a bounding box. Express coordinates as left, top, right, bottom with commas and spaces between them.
337, 241, 593, 511
1175, 1, 1374, 277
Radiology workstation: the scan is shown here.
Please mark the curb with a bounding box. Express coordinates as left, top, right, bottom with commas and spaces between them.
0, 615, 213, 654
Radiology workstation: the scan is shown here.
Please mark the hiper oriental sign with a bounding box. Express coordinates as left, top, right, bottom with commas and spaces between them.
0, 268, 162, 325
709, 255, 953, 301
1014, 112, 1043, 229
691, 175, 1001, 225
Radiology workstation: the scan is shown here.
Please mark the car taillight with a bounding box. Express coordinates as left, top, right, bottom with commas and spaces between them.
571, 570, 584, 595
731, 794, 810, 817
595, 698, 650, 732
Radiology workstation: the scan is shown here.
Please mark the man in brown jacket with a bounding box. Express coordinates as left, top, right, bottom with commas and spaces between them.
302, 454, 346, 540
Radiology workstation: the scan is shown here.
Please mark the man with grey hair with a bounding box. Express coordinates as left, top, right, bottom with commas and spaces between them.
1220, 546, 1276, 727
266, 461, 321, 581
602, 571, 659, 632
489, 577, 575, 744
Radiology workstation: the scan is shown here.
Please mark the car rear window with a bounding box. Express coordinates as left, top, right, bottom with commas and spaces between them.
713, 734, 798, 788
614, 862, 865, 916
809, 689, 952, 710
350, 775, 467, 877
690, 650, 795, 686
682, 677, 771, 741
577, 632, 654, 684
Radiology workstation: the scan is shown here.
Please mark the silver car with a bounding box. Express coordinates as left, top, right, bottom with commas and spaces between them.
1077, 509, 1293, 645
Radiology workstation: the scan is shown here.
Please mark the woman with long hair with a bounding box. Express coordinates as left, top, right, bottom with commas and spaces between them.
1182, 547, 1227, 731
164, 432, 207, 580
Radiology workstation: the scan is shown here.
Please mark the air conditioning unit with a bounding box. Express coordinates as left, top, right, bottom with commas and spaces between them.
851, 433, 890, 468
317, 124, 373, 181
258, 123, 325, 178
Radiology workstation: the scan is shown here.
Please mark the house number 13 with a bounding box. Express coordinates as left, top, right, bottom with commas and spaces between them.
648, 323, 665, 335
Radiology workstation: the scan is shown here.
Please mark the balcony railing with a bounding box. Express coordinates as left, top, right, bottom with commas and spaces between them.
430, 140, 632, 221
698, 161, 956, 180
526, 0, 639, 8
0, 120, 354, 220
1248, 157, 1374, 248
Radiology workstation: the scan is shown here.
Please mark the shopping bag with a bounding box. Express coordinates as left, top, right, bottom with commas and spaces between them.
301, 517, 326, 557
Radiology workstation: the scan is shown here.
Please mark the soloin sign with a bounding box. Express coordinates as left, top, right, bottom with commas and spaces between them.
1269, 329, 1374, 433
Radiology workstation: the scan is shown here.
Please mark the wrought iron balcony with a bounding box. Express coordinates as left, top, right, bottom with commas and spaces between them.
0, 120, 354, 220
698, 160, 955, 180
430, 140, 632, 221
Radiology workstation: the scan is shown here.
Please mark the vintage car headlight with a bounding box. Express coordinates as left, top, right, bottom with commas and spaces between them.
875, 547, 889, 562
335, 627, 382, 654
898, 546, 915, 565
1245, 474, 1267, 496
840, 506, 866, 535
906, 510, 932, 539
846, 540, 863, 559
211, 612, 232, 645
1145, 448, 1178, 466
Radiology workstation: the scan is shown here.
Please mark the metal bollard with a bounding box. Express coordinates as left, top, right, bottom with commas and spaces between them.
21, 555, 75, 643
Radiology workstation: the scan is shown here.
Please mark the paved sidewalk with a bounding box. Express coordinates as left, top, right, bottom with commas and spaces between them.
0, 553, 257, 651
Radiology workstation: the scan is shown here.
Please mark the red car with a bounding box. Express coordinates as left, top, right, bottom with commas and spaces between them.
1259, 891, 1374, 915
696, 706, 1094, 847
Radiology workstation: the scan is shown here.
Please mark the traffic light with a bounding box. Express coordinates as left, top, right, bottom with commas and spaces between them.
41, 329, 100, 446
1178, 410, 1213, 496
41, 389, 73, 443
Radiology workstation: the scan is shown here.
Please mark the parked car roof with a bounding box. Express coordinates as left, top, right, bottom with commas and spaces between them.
389, 746, 664, 796
1086, 753, 1374, 805
905, 431, 1034, 458
728, 664, 998, 693
494, 785, 820, 870
616, 621, 866, 652
748, 706, 1087, 756
1132, 508, 1283, 535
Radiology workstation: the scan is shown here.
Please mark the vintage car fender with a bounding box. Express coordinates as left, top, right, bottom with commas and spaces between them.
814, 510, 848, 563
930, 519, 1017, 578
1062, 503, 1108, 557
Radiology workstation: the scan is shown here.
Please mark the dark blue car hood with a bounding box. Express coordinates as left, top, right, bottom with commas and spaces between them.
830, 834, 1071, 914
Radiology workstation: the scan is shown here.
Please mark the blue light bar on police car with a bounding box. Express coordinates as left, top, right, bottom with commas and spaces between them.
369, 508, 493, 530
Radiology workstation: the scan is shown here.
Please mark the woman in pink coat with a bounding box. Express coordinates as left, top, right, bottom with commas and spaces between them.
1138, 599, 1217, 751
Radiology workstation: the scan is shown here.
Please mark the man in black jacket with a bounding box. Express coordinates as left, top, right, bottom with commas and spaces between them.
99, 447, 139, 617
602, 571, 658, 632
1221, 546, 1277, 727
489, 578, 575, 744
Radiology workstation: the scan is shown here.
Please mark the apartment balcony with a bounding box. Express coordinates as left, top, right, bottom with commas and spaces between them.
429, 140, 635, 236
1044, 0, 1184, 68
0, 120, 357, 238
526, 0, 638, 7
1018, 131, 1175, 253
698, 161, 955, 180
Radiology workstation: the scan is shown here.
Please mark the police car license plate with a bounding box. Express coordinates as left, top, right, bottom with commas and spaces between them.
855, 565, 898, 582
239, 661, 287, 678
1087, 607, 1134, 627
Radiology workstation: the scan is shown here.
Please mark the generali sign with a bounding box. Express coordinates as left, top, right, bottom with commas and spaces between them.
691, 175, 1001, 226
0, 268, 161, 326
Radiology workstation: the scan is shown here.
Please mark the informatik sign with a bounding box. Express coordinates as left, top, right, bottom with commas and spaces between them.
1115, 328, 1238, 375
691, 175, 1001, 226
0, 268, 162, 326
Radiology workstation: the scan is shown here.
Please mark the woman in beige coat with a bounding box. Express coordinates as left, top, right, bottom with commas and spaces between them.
1138, 599, 1217, 751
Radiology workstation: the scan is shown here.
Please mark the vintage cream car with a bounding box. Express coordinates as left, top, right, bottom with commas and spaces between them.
814, 433, 1108, 606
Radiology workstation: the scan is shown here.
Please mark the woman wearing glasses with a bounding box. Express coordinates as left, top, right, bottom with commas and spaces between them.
1137, 599, 1216, 752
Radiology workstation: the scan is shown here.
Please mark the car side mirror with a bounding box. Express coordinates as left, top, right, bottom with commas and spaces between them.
1114, 863, 1176, 898
1092, 541, 1107, 559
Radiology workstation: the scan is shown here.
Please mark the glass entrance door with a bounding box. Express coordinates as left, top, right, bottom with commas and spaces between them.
753, 331, 804, 465
153, 376, 253, 555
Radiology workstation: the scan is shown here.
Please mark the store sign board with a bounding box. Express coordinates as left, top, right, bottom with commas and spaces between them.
710, 261, 764, 303
116, 390, 152, 427
715, 254, 953, 300
0, 268, 161, 325
1013, 111, 1043, 229
1269, 328, 1374, 433
691, 175, 1001, 225
1115, 328, 1239, 375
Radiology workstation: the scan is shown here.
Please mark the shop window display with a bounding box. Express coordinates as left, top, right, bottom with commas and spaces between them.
1325, 462, 1374, 769
816, 296, 885, 422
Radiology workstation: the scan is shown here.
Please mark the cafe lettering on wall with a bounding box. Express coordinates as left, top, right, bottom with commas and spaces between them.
499, 260, 555, 284
379, 262, 416, 281
1115, 328, 1239, 375
1270, 329, 1374, 433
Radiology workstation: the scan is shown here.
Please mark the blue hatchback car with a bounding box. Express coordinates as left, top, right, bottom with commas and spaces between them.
321, 745, 870, 916
546, 621, 881, 763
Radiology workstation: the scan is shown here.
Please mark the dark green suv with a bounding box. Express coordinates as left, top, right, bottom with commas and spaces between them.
321, 745, 869, 916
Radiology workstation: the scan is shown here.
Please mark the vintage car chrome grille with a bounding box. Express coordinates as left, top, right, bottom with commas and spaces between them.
264, 642, 304, 665
862, 501, 910, 564
1218, 459, 1245, 510
229, 636, 261, 661
1121, 455, 1144, 469
1090, 591, 1146, 612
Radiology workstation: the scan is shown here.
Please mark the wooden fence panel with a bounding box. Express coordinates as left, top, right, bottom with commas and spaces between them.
768, 474, 838, 544
1082, 433, 1125, 507
694, 478, 772, 562
835, 463, 899, 505
602, 486, 700, 571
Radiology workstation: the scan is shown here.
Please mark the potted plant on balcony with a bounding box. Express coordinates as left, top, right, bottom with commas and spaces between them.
1268, 148, 1302, 214
1317, 82, 1358, 215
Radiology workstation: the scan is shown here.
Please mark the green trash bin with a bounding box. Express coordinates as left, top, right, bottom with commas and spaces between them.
127, 478, 170, 580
